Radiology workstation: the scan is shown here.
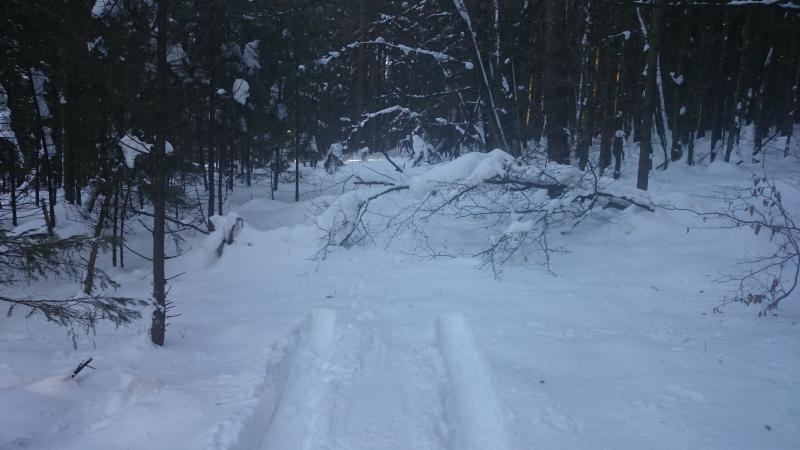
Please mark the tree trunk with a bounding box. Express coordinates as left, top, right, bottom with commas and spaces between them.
120, 180, 130, 268
598, 46, 614, 174
637, 5, 662, 191
9, 143, 17, 226
709, 16, 729, 162
452, 0, 509, 151
112, 180, 120, 267
150, 0, 169, 347
63, 84, 77, 204
670, 15, 691, 162
27, 68, 58, 228
543, 0, 570, 164
83, 184, 113, 294
725, 13, 755, 163
782, 22, 799, 157
217, 140, 223, 216
207, 86, 216, 231
753, 12, 780, 159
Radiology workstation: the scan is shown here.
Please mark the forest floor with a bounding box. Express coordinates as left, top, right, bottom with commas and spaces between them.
1, 139, 799, 450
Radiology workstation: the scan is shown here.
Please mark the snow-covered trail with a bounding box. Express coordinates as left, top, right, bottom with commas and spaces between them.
219, 178, 798, 450
319, 317, 446, 450
251, 302, 513, 450
257, 309, 337, 450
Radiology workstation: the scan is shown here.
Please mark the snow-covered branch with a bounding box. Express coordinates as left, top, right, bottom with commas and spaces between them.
316, 151, 655, 274
317, 38, 473, 69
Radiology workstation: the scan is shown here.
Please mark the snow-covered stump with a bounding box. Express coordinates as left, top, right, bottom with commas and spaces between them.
205, 213, 245, 258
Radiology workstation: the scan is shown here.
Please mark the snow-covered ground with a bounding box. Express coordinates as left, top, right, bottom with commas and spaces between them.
2, 141, 799, 450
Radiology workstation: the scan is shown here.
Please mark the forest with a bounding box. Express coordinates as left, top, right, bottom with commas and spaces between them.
1, 1, 799, 449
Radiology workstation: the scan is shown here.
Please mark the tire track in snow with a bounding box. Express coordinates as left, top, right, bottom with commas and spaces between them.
257, 308, 337, 450
323, 328, 448, 450
437, 313, 512, 450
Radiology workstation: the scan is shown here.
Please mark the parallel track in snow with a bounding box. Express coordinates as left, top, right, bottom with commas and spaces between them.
257, 309, 337, 450
437, 313, 512, 450
246, 310, 510, 450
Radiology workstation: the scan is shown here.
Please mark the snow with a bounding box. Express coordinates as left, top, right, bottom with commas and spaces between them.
29, 70, 51, 119
357, 105, 419, 129
504, 219, 533, 235
233, 79, 249, 105
119, 134, 173, 168
409, 149, 513, 196
0, 83, 17, 145
317, 51, 340, 65
87, 36, 105, 54
167, 44, 188, 66
467, 149, 514, 183
411, 134, 430, 164
276, 103, 288, 121
329, 142, 344, 158
91, 0, 120, 18
243, 40, 261, 71
317, 39, 473, 70
2, 141, 800, 450
119, 134, 151, 168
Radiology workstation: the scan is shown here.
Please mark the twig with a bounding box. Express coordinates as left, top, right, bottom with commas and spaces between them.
71, 357, 95, 379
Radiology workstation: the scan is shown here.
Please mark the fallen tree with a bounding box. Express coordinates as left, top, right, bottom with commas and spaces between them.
315, 150, 655, 275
